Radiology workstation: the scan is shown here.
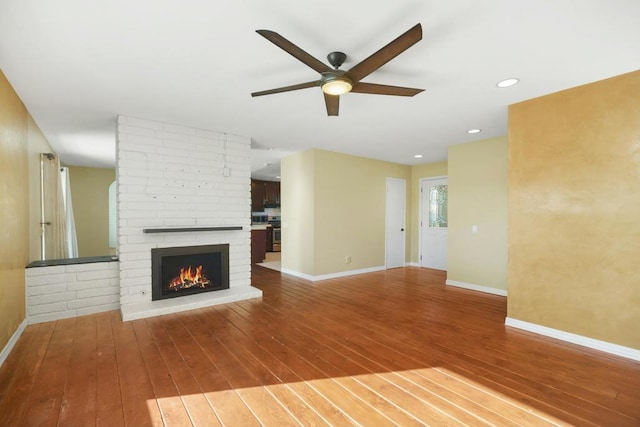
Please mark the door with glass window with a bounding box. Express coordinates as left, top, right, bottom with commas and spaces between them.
420, 177, 448, 270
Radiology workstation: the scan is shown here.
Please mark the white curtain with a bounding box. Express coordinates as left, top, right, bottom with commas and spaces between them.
41, 154, 68, 259
60, 167, 79, 258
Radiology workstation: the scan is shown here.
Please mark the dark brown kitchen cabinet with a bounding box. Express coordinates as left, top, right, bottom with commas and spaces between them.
251, 180, 266, 212
266, 226, 273, 252
251, 179, 280, 211
264, 181, 280, 207
251, 229, 266, 264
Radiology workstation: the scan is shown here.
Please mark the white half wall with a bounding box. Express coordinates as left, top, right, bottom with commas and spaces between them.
26, 261, 120, 324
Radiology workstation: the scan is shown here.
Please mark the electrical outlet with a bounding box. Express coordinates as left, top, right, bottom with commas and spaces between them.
345, 256, 352, 264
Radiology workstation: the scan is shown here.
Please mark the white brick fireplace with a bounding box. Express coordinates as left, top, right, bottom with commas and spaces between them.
116, 115, 261, 320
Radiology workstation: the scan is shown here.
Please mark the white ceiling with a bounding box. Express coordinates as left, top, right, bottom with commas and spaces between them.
1, 1, 639, 181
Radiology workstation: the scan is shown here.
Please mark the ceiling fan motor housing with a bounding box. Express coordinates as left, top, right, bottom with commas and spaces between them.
327, 51, 347, 69
321, 69, 353, 85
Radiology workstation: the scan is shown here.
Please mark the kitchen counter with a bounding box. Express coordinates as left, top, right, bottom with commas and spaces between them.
251, 223, 272, 230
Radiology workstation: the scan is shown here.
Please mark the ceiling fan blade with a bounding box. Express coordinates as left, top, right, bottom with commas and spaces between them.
348, 24, 422, 82
351, 82, 424, 97
324, 93, 339, 116
251, 80, 321, 97
256, 30, 332, 74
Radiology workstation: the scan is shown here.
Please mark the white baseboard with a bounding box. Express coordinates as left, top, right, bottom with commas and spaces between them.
0, 318, 28, 367
446, 279, 507, 296
281, 265, 386, 282
407, 262, 420, 267
505, 317, 640, 362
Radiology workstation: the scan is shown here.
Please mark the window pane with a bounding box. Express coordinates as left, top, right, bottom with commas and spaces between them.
429, 185, 448, 228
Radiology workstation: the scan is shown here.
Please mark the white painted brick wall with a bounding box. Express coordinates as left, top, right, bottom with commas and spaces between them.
116, 115, 255, 319
26, 261, 120, 323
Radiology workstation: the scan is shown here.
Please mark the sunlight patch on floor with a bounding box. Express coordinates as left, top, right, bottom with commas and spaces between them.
146, 367, 566, 426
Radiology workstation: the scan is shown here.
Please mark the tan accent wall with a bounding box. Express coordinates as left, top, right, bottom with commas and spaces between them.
508, 70, 640, 349
68, 166, 116, 257
281, 150, 316, 276
27, 116, 55, 262
0, 70, 29, 350
409, 161, 448, 263
282, 149, 411, 276
448, 137, 508, 290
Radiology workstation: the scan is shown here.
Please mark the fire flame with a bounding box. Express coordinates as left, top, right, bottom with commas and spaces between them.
169, 265, 211, 289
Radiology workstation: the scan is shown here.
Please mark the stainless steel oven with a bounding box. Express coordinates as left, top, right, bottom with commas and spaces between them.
272, 226, 281, 252
269, 218, 281, 252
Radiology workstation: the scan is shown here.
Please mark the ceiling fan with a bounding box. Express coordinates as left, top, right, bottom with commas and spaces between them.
251, 23, 424, 116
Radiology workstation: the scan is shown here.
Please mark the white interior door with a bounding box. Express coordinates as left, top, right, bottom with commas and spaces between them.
420, 177, 448, 270
386, 177, 406, 269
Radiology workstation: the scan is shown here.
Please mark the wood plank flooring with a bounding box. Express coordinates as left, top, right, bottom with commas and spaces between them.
1, 266, 639, 426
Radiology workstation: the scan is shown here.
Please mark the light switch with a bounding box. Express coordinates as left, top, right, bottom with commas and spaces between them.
472, 225, 478, 233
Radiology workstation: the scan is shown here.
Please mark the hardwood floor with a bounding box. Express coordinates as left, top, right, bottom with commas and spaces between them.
1, 266, 639, 426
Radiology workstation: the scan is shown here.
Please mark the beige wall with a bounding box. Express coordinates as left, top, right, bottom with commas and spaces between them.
0, 70, 29, 350
282, 149, 412, 277
27, 116, 56, 262
281, 150, 316, 276
448, 137, 508, 290
508, 70, 640, 349
68, 166, 116, 257
409, 161, 448, 263
314, 150, 411, 275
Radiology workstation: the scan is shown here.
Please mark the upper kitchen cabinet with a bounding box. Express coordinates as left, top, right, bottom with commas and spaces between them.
251, 180, 266, 211
264, 181, 280, 207
251, 179, 280, 211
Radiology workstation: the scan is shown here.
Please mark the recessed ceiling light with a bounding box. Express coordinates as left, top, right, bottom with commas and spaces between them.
414, 154, 423, 158
497, 78, 519, 88
275, 175, 281, 179
467, 129, 481, 134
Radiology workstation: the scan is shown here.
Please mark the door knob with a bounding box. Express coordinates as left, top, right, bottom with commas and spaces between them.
401, 228, 404, 231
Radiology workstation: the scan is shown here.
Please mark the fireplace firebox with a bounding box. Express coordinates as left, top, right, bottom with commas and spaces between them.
151, 244, 229, 301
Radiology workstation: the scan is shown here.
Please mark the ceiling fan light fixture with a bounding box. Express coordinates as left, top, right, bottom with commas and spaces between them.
321, 78, 353, 95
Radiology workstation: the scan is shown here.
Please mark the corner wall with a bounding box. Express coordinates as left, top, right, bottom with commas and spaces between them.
280, 150, 316, 276
314, 150, 411, 276
508, 70, 640, 349
0, 70, 29, 351
447, 137, 508, 293
281, 149, 411, 278
68, 166, 115, 257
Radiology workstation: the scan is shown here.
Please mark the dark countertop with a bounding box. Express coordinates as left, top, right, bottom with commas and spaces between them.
26, 255, 119, 268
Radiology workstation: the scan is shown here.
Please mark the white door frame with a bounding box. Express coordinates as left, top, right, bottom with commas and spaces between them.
419, 175, 448, 269
385, 177, 406, 269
